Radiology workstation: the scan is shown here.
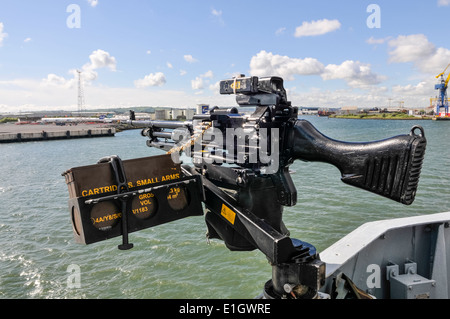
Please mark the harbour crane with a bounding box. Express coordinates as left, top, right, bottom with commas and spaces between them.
435, 64, 450, 117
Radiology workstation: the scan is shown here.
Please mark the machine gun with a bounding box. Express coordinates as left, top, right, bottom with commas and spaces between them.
64, 75, 427, 299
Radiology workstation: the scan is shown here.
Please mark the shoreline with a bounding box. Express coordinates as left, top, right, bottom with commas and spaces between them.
328, 115, 433, 120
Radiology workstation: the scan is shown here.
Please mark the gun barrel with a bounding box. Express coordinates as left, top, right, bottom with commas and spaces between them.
151, 131, 173, 139
292, 120, 427, 205
193, 114, 212, 120
128, 119, 192, 129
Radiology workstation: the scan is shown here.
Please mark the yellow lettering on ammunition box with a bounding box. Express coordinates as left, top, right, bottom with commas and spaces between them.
132, 206, 149, 215
161, 173, 180, 182
131, 192, 156, 220
82, 185, 118, 197
139, 193, 155, 200
166, 185, 188, 211
136, 177, 159, 187
91, 213, 122, 225
134, 173, 180, 187
221, 204, 236, 225
167, 187, 181, 200
140, 199, 153, 206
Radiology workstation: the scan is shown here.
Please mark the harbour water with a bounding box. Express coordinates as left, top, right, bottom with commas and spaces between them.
0, 116, 449, 299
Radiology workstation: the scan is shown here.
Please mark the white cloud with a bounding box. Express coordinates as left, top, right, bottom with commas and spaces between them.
87, 0, 98, 7
422, 47, 450, 74
0, 23, 8, 47
184, 54, 198, 63
72, 49, 117, 83
38, 49, 117, 91
249, 50, 383, 88
322, 60, 385, 88
287, 87, 393, 109
392, 79, 434, 97
366, 36, 390, 45
294, 19, 341, 38
41, 74, 74, 89
201, 70, 214, 79
438, 0, 450, 6
87, 49, 117, 71
167, 62, 173, 69
191, 77, 204, 90
191, 70, 214, 90
0, 79, 46, 90
209, 81, 220, 92
275, 27, 286, 36
211, 8, 224, 25
180, 70, 187, 76
24, 37, 32, 43
0, 79, 222, 113
211, 9, 222, 17
0, 78, 77, 112
134, 72, 166, 88
249, 50, 324, 81
388, 34, 450, 74
388, 34, 435, 64
387, 76, 443, 108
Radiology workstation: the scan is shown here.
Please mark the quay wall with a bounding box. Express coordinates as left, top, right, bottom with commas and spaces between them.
0, 124, 115, 143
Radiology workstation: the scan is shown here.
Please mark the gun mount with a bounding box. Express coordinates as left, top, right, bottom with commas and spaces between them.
64, 75, 427, 299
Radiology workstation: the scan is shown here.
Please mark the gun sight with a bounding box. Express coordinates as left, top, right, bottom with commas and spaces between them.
220, 75, 289, 106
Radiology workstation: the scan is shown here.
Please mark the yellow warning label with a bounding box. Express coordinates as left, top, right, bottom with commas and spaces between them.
230, 81, 241, 90
221, 204, 236, 225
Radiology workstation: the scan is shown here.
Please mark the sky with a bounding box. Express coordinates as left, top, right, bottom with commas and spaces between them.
0, 0, 450, 113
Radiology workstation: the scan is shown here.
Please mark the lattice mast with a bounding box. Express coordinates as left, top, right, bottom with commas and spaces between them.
77, 70, 85, 116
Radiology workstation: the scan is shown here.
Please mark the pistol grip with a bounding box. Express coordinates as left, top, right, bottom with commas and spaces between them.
341, 126, 426, 205
292, 120, 427, 205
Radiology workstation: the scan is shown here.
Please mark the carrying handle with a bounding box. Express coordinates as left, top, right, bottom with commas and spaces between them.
98, 156, 134, 250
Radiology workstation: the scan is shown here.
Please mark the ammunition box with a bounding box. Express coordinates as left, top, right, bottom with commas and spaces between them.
62, 154, 204, 245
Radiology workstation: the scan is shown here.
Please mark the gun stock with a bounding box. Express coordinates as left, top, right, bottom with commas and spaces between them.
292, 120, 426, 205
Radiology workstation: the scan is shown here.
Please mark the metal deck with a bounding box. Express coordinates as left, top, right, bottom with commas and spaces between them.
320, 212, 450, 299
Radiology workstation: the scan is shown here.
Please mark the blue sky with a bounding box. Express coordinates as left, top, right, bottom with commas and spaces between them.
0, 0, 450, 112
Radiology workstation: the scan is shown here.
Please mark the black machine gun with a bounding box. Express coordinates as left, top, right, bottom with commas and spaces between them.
64, 75, 427, 299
